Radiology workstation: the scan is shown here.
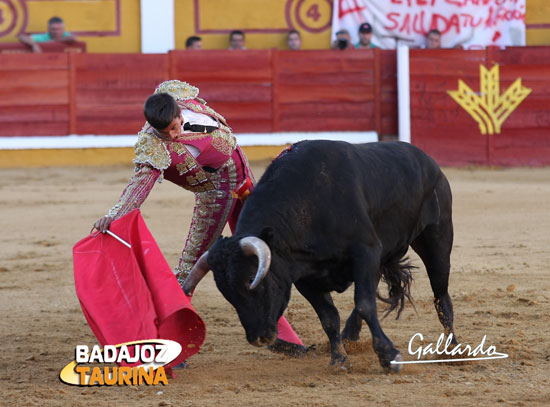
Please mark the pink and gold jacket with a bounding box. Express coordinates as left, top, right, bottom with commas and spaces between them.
107, 81, 254, 220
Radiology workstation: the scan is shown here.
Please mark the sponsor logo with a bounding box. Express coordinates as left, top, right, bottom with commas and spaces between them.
391, 333, 508, 365
448, 64, 531, 135
59, 339, 181, 386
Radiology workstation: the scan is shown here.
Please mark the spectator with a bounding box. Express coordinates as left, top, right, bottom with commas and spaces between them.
228, 30, 246, 50
287, 30, 301, 51
331, 29, 354, 50
425, 29, 442, 49
355, 22, 378, 49
186, 36, 202, 50
17, 16, 77, 53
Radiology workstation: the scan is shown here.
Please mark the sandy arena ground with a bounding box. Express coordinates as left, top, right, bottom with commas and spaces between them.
1, 160, 549, 406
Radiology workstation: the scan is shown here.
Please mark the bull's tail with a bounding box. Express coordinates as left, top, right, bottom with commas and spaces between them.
377, 257, 416, 320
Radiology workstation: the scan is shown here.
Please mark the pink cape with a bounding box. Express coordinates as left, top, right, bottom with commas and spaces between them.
73, 209, 205, 368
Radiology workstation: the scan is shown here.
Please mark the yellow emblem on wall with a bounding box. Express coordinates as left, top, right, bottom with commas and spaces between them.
448, 65, 531, 135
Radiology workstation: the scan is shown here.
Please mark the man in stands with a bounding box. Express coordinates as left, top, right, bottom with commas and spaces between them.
331, 29, 354, 50
228, 30, 246, 50
355, 23, 378, 49
425, 29, 442, 49
18, 16, 77, 53
287, 30, 302, 51
186, 36, 203, 50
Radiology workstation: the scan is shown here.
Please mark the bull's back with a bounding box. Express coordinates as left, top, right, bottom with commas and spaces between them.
273, 140, 442, 203
238, 140, 445, 252
352, 141, 443, 210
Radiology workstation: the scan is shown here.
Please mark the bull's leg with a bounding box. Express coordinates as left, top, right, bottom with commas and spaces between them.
352, 244, 402, 372
341, 308, 362, 341
294, 280, 349, 371
411, 219, 457, 344
342, 274, 382, 342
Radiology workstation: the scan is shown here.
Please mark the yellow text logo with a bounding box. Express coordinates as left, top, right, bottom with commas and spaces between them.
448, 64, 531, 135
59, 339, 181, 386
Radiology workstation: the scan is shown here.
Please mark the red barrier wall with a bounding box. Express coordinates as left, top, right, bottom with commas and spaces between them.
410, 46, 550, 166
72, 53, 170, 134
0, 49, 394, 138
1, 48, 548, 166
0, 54, 70, 137
276, 50, 375, 132
486, 47, 550, 166
0, 42, 87, 54
172, 50, 274, 133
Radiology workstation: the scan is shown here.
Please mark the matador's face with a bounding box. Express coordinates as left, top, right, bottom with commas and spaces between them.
158, 113, 183, 141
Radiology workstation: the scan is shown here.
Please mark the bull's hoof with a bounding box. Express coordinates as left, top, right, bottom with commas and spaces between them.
329, 356, 351, 373
266, 339, 312, 358
341, 327, 361, 342
389, 353, 403, 373
378, 350, 403, 373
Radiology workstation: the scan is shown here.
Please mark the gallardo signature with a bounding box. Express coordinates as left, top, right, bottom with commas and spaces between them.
391, 333, 509, 365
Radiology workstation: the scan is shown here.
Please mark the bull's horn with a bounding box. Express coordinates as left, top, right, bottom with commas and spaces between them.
182, 251, 210, 296
239, 236, 271, 290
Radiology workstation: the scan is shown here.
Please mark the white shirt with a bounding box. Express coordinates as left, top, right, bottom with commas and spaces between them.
180, 108, 219, 158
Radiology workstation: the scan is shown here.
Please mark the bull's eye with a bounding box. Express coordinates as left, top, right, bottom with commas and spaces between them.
248, 276, 255, 284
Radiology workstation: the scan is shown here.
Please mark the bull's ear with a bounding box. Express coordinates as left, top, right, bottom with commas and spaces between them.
259, 227, 274, 245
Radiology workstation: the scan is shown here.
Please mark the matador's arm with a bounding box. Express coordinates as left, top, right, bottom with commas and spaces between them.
106, 164, 161, 219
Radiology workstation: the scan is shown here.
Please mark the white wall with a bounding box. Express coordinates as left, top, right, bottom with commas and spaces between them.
140, 0, 175, 53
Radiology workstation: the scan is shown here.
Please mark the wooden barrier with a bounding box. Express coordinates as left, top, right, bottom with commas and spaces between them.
71, 53, 170, 134
410, 46, 550, 166
0, 47, 548, 166
0, 49, 391, 138
172, 50, 274, 133
0, 42, 87, 54
0, 54, 70, 137
276, 50, 376, 132
486, 47, 550, 166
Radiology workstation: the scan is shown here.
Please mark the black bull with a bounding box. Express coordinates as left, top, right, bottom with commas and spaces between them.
184, 140, 456, 372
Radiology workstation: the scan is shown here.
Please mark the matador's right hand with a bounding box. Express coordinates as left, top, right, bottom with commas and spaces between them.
94, 216, 113, 233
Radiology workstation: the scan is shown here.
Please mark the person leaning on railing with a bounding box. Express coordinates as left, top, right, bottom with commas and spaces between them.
17, 16, 77, 53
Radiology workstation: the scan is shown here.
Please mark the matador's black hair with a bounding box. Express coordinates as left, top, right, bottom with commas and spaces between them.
143, 93, 180, 131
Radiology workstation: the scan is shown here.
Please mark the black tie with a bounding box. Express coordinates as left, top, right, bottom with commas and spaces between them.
183, 122, 218, 133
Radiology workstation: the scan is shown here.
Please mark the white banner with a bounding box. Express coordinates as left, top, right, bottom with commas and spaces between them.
332, 0, 526, 49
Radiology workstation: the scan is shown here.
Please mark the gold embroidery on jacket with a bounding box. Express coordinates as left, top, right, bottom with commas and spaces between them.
177, 133, 211, 141
169, 142, 188, 156
133, 129, 171, 171
191, 184, 215, 192
154, 80, 199, 100
211, 129, 236, 155
176, 159, 238, 275
107, 166, 158, 218
186, 172, 208, 186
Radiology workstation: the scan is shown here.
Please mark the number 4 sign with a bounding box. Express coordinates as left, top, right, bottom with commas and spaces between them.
286, 0, 332, 33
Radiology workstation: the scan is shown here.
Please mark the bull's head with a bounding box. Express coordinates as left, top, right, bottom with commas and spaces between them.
183, 236, 291, 347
